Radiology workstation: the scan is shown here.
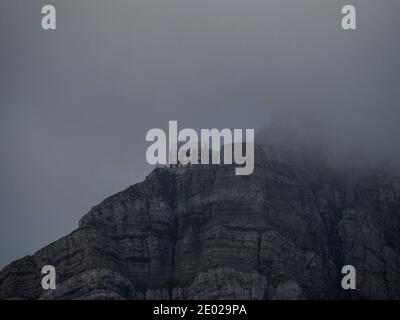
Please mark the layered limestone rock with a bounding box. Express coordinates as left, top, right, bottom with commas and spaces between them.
1, 145, 400, 299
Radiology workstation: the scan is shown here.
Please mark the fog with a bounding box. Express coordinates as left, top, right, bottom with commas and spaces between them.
1, 0, 399, 268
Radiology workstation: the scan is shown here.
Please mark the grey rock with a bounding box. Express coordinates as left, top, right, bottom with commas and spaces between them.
1, 145, 400, 299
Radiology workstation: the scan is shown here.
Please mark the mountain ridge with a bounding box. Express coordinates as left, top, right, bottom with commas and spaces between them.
1, 144, 400, 299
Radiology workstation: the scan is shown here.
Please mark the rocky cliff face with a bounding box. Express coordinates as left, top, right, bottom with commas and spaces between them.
1, 145, 400, 300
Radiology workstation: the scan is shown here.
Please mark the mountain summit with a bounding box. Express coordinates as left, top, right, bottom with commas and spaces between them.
1, 145, 400, 299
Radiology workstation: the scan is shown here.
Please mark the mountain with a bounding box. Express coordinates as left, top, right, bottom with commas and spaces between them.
1, 144, 400, 299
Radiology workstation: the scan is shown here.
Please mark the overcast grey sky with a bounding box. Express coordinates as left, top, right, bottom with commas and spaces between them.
1, 0, 399, 268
